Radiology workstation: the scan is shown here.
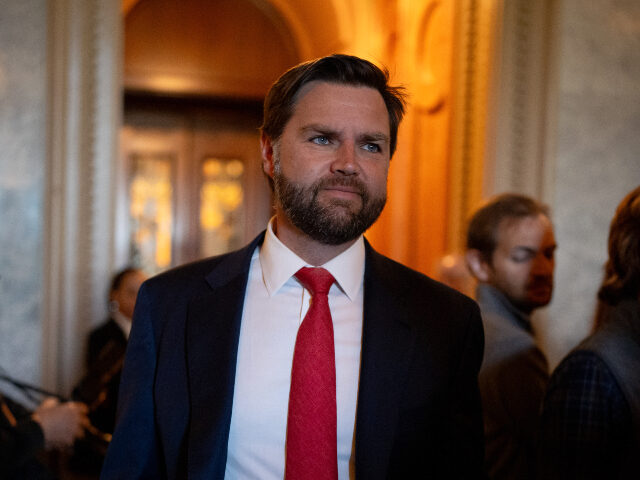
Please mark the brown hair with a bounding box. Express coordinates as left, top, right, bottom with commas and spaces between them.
597, 186, 640, 306
261, 54, 407, 157
109, 267, 141, 296
466, 193, 550, 260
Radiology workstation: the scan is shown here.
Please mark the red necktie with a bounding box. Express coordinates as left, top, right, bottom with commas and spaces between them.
286, 267, 338, 480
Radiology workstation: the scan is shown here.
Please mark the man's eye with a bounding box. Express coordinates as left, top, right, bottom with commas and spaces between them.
363, 143, 381, 153
311, 136, 330, 145
511, 252, 533, 263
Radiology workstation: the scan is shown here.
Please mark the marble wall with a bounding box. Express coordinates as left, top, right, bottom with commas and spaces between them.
0, 0, 47, 401
543, 0, 640, 367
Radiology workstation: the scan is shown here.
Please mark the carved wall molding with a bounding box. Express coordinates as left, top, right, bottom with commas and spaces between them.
43, 0, 121, 393
415, 0, 447, 114
448, 0, 501, 252
484, 0, 556, 200
447, 0, 556, 252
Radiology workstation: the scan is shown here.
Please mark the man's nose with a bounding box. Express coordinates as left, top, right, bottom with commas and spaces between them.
532, 254, 554, 276
331, 143, 358, 175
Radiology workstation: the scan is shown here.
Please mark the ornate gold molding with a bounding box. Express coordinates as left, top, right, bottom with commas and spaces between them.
448, 0, 502, 252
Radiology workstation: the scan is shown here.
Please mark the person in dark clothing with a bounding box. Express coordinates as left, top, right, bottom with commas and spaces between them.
101, 54, 485, 480
538, 185, 640, 479
465, 193, 556, 480
1, 392, 87, 479
69, 268, 145, 475
77, 267, 146, 435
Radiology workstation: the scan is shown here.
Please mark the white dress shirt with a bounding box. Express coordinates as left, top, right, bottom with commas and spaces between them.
112, 310, 132, 339
224, 220, 365, 479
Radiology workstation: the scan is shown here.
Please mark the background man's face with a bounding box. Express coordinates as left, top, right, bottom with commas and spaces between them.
265, 81, 391, 245
487, 214, 556, 313
111, 270, 146, 319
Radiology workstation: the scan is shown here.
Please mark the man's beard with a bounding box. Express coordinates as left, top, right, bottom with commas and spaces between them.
273, 161, 387, 245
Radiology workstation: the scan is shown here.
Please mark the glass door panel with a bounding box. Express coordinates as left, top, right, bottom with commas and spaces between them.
199, 157, 245, 257
128, 153, 174, 274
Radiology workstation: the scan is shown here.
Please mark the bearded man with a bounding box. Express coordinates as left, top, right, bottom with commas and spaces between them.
465, 193, 557, 480
102, 54, 485, 480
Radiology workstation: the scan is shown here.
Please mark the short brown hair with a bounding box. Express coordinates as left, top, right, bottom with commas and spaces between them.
261, 54, 407, 157
109, 267, 142, 298
466, 193, 550, 260
598, 186, 640, 305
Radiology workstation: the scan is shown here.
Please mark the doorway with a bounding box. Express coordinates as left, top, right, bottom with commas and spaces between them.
118, 95, 272, 273
117, 0, 303, 273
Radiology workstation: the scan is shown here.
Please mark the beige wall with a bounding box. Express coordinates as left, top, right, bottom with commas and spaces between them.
540, 0, 640, 367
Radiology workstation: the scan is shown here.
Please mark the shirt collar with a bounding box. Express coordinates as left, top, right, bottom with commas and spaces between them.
476, 283, 532, 332
112, 310, 132, 339
259, 217, 365, 301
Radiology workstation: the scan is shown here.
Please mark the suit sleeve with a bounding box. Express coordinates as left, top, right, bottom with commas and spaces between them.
100, 283, 164, 479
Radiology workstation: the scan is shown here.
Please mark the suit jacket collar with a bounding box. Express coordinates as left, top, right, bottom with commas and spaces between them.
476, 283, 532, 332
203, 232, 266, 289
186, 232, 265, 479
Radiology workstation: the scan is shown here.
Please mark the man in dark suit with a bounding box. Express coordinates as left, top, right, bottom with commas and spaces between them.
102, 54, 485, 479
465, 194, 556, 480
87, 268, 146, 369
69, 268, 146, 475
80, 268, 146, 435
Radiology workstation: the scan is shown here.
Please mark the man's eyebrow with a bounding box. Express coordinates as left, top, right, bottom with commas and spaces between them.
299, 124, 336, 135
512, 246, 537, 254
359, 132, 390, 143
299, 124, 390, 143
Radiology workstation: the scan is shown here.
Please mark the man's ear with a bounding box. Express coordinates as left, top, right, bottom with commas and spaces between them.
260, 132, 275, 180
465, 249, 491, 282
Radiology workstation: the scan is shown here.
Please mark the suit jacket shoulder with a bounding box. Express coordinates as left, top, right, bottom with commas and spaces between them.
364, 241, 480, 330
136, 232, 265, 334
102, 232, 264, 479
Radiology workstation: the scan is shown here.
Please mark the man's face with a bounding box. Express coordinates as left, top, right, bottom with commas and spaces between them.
111, 270, 146, 320
263, 81, 391, 245
487, 214, 556, 313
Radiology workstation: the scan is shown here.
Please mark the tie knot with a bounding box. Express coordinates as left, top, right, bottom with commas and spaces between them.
295, 267, 335, 296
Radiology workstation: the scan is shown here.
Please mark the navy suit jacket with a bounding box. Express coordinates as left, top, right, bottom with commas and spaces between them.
101, 233, 485, 479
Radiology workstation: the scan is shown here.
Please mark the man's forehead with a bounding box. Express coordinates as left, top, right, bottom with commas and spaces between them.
291, 80, 386, 114
496, 214, 555, 246
293, 79, 379, 100
287, 81, 390, 135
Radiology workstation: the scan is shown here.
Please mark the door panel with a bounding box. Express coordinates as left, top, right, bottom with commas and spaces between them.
118, 99, 271, 274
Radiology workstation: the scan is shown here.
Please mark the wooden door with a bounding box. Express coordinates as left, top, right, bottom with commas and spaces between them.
117, 97, 271, 274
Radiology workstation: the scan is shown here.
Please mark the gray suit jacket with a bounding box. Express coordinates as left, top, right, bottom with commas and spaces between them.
477, 284, 548, 480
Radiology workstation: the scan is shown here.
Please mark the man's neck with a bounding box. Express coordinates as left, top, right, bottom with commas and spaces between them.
477, 283, 535, 332
272, 215, 357, 266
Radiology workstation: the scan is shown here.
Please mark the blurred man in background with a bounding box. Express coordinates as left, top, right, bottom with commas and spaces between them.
465, 193, 556, 480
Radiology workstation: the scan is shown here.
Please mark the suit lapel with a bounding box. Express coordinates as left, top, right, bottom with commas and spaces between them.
355, 244, 415, 478
185, 233, 264, 479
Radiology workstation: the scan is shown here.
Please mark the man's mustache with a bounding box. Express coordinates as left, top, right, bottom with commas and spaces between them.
314, 176, 368, 196
528, 276, 553, 289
